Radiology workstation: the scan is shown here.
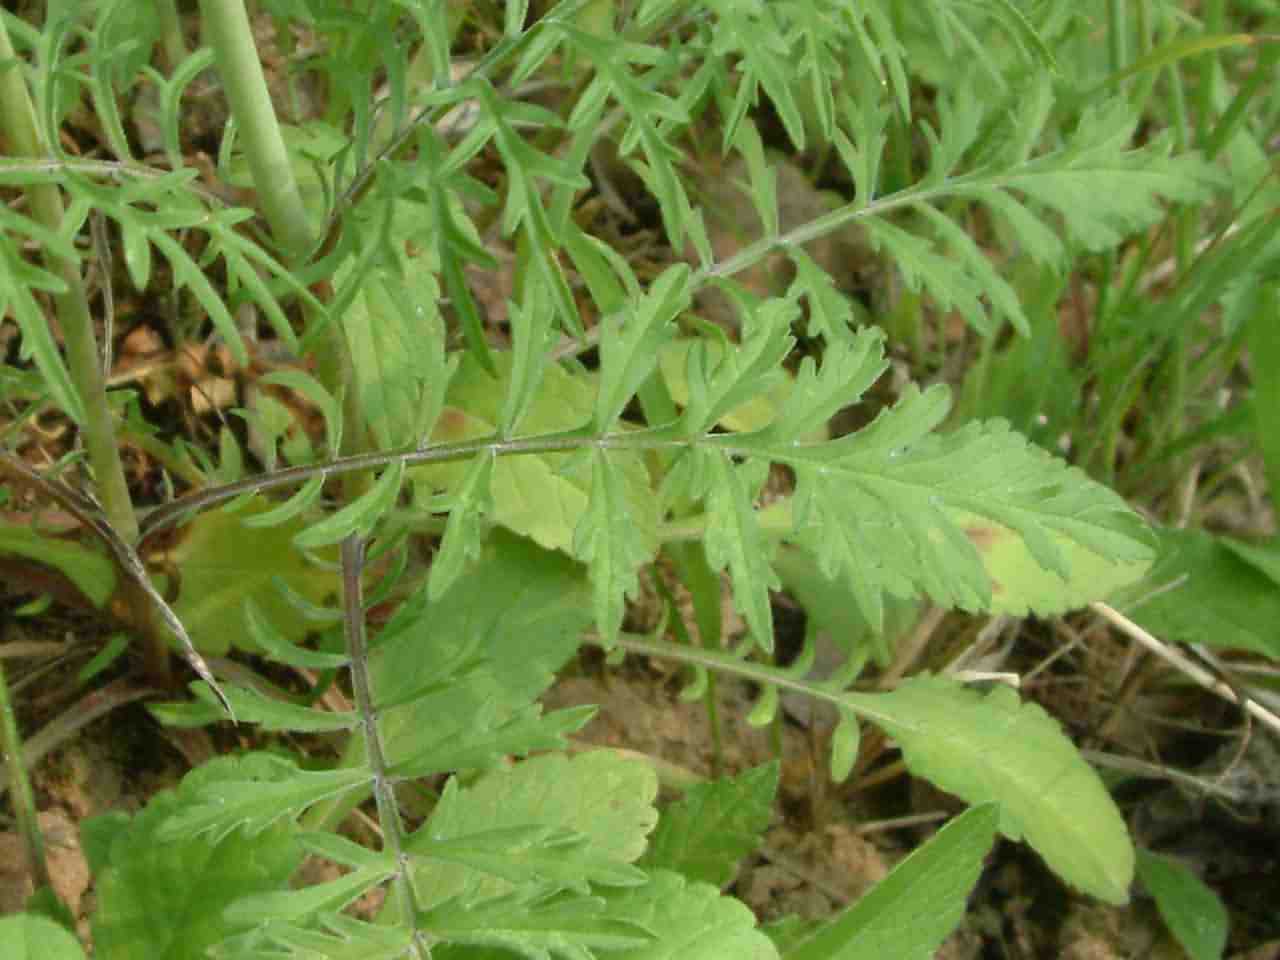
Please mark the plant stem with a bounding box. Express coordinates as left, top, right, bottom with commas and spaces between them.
0, 654, 50, 892
198, 0, 314, 258
0, 17, 171, 687
198, 0, 369, 495
155, 0, 190, 73
339, 536, 432, 958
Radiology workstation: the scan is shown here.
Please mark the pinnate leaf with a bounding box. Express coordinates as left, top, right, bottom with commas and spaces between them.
406, 751, 658, 910
189, 681, 357, 733
602, 870, 779, 960
293, 460, 404, 549
158, 505, 337, 656
561, 25, 692, 248
746, 383, 1155, 631
92, 754, 304, 960
372, 530, 595, 771
594, 264, 690, 433
574, 449, 655, 646
701, 454, 780, 651
639, 762, 779, 887
422, 354, 658, 568
153, 759, 369, 845
0, 238, 85, 422
420, 894, 651, 959
676, 295, 797, 436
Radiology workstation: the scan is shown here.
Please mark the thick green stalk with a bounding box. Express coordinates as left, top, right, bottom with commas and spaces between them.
0, 19, 170, 686
0, 24, 134, 541
198, 0, 314, 257
199, 0, 368, 491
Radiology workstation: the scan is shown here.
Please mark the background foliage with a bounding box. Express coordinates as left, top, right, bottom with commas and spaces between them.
1, 0, 1277, 957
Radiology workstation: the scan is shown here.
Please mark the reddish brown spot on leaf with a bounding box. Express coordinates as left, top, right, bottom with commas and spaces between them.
964, 524, 1004, 553
433, 406, 470, 441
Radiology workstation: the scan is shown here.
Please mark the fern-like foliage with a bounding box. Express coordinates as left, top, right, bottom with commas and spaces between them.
0, 0, 1239, 956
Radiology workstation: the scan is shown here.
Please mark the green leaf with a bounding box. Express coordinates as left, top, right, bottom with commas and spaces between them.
786, 248, 855, 342
92, 755, 304, 960
603, 870, 779, 959
387, 704, 596, 781
1136, 849, 1228, 960
405, 751, 658, 910
212, 913, 412, 959
159, 505, 337, 656
772, 543, 919, 666
153, 758, 368, 845
828, 709, 860, 782
731, 119, 778, 238
864, 215, 1015, 337
0, 240, 86, 423
639, 762, 778, 888
338, 220, 447, 448
1222, 535, 1280, 588
190, 681, 357, 733
158, 48, 218, 171
370, 530, 595, 772
1246, 284, 1280, 506
746, 328, 885, 443
560, 25, 692, 248
0, 915, 86, 960
564, 222, 635, 316
595, 264, 690, 433
472, 77, 584, 334
238, 472, 326, 529
706, 0, 806, 150
421, 354, 658, 564
241, 598, 349, 670
504, 0, 529, 35
574, 449, 655, 646
1109, 528, 1280, 658
293, 459, 405, 549
148, 230, 249, 367
660, 329, 839, 439
419, 126, 500, 373
675, 296, 798, 436
420, 893, 651, 959
979, 102, 1222, 252
0, 524, 115, 609
502, 286, 558, 436
701, 454, 779, 652
748, 384, 1154, 631
845, 676, 1133, 903
941, 505, 1153, 618
429, 450, 495, 600
782, 805, 998, 960
260, 370, 343, 459
222, 866, 392, 927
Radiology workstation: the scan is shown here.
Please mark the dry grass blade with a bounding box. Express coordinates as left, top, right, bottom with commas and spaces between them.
1089, 601, 1280, 737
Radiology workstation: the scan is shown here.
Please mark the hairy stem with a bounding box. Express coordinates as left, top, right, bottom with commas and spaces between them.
340, 535, 432, 957
0, 17, 170, 687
